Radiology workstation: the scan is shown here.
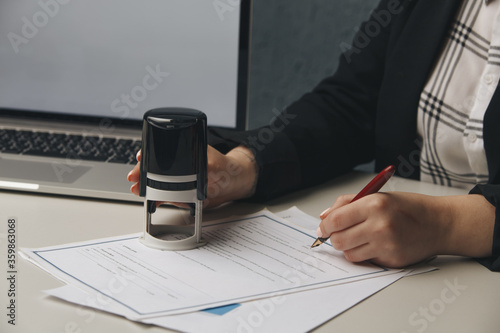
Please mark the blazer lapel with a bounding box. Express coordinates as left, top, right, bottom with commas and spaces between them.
484, 88, 500, 183
375, 0, 462, 178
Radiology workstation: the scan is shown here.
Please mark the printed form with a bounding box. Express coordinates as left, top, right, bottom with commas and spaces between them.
22, 211, 400, 319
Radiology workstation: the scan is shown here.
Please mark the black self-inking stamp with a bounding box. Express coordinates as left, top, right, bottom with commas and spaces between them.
139, 108, 207, 250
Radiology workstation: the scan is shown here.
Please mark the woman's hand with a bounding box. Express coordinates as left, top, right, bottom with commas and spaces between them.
127, 145, 258, 209
316, 192, 495, 268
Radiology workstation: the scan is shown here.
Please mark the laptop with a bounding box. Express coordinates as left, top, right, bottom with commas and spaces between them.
0, 0, 251, 202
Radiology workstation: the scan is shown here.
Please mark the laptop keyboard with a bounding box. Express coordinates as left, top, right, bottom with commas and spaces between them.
0, 129, 141, 164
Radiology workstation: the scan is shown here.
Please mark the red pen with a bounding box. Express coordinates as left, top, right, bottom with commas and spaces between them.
310, 165, 396, 248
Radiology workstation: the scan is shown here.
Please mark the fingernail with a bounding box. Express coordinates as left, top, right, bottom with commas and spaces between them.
316, 227, 325, 238
127, 171, 133, 181
320, 207, 331, 219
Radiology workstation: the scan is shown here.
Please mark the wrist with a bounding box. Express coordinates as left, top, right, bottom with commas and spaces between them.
225, 146, 258, 200
435, 195, 495, 258
428, 196, 456, 256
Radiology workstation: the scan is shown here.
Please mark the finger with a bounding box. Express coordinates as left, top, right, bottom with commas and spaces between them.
342, 243, 375, 263
136, 150, 141, 162
319, 199, 368, 236
130, 182, 140, 196
127, 162, 141, 182
329, 220, 370, 252
319, 194, 356, 219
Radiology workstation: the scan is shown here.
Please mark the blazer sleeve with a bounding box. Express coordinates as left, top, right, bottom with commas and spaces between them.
209, 0, 406, 201
470, 184, 500, 271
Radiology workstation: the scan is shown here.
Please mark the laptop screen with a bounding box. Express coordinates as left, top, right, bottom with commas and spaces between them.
0, 0, 249, 129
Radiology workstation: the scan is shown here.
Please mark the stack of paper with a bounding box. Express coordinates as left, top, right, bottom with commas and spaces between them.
22, 208, 413, 332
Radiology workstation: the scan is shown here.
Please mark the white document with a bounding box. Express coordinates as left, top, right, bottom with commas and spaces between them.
22, 210, 401, 319
275, 206, 321, 230
46, 271, 407, 333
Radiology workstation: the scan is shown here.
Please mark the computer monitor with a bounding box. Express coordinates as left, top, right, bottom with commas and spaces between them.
0, 0, 251, 130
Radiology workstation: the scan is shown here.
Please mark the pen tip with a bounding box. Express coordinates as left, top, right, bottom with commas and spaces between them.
310, 238, 323, 249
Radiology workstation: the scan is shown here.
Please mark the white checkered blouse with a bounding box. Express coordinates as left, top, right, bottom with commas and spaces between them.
417, 0, 500, 190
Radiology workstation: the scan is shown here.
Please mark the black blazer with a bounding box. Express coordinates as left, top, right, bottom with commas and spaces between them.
209, 0, 500, 270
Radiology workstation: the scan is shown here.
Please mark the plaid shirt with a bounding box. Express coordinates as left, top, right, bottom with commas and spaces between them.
417, 0, 500, 190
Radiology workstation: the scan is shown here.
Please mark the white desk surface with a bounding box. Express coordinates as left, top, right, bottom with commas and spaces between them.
1, 171, 500, 333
